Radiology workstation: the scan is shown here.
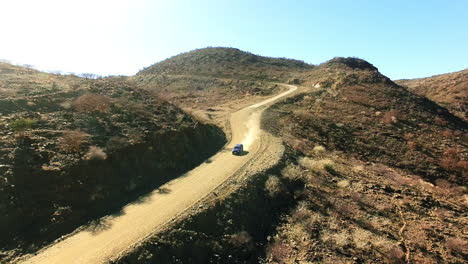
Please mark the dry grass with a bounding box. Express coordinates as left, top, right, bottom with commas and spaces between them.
266, 240, 291, 263
59, 130, 89, 152
264, 175, 286, 197
445, 237, 467, 254
84, 146, 107, 160
385, 245, 405, 263
72, 94, 111, 113
229, 231, 253, 249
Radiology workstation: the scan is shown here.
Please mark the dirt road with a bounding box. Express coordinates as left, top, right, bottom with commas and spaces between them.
20, 84, 298, 264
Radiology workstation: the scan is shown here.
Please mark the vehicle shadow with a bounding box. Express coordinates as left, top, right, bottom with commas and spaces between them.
236, 151, 249, 156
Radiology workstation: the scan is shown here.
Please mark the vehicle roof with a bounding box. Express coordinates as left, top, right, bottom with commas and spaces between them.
234, 144, 243, 147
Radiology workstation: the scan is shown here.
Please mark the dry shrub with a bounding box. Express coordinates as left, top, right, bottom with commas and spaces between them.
266, 240, 291, 262
446, 237, 467, 254
403, 133, 414, 140
265, 175, 286, 197
291, 202, 322, 233
59, 130, 89, 152
229, 231, 253, 249
291, 202, 313, 222
281, 164, 303, 181
335, 202, 359, 218
441, 148, 461, 170
392, 175, 413, 186
407, 224, 428, 249
293, 109, 314, 121
321, 231, 351, 247
352, 228, 372, 249
441, 157, 459, 171
299, 157, 335, 173
350, 192, 362, 203
413, 253, 437, 264
453, 130, 463, 136
435, 179, 452, 189
382, 110, 400, 124
84, 146, 107, 160
434, 116, 448, 126
312, 145, 326, 153
72, 94, 111, 113
443, 147, 458, 157
385, 245, 405, 263
432, 208, 452, 219
441, 129, 454, 137
290, 138, 311, 154
337, 180, 350, 188
455, 160, 468, 171
407, 140, 419, 150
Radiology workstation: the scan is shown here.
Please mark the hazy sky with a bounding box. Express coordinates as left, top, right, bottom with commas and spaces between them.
1, 0, 466, 79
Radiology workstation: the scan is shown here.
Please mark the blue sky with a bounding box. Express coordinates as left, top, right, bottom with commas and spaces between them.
0, 0, 466, 79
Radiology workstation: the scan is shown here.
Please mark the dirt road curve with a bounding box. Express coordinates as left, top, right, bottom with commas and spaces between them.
20, 84, 298, 264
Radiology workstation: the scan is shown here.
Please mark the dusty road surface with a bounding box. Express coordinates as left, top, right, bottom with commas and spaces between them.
20, 84, 298, 264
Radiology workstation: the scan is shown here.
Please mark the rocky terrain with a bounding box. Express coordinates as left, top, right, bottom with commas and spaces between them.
1, 48, 466, 264
111, 55, 467, 264
259, 59, 467, 263
396, 69, 467, 121
0, 62, 225, 261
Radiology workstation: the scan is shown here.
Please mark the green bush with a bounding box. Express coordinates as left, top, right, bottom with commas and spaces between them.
10, 118, 37, 131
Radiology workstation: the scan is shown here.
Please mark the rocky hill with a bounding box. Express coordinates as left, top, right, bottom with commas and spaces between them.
138, 47, 311, 81
133, 48, 312, 110
396, 69, 468, 121
106, 57, 467, 264
0, 63, 225, 260
259, 58, 467, 263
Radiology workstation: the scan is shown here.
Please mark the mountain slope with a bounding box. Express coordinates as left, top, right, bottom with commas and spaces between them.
133, 47, 312, 120
276, 58, 466, 184
259, 58, 467, 263
396, 69, 468, 121
0, 63, 225, 261
137, 47, 312, 81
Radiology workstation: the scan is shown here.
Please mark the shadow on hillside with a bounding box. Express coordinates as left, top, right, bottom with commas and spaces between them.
87, 210, 125, 235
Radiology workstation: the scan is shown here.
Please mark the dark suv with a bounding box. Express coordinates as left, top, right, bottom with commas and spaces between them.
232, 144, 243, 155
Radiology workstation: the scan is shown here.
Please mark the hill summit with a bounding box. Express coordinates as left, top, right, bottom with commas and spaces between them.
138, 47, 312, 81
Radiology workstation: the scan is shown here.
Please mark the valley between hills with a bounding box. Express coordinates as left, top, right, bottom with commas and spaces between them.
0, 47, 466, 263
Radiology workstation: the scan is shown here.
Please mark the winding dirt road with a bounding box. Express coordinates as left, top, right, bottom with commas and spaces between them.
20, 84, 298, 264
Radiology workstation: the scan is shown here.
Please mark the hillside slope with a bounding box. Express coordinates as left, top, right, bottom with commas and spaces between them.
260, 58, 467, 263
0, 63, 225, 261
138, 47, 311, 81
396, 69, 468, 121
108, 57, 467, 264
133, 47, 312, 110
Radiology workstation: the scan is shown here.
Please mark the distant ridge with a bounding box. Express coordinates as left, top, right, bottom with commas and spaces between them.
396, 69, 468, 121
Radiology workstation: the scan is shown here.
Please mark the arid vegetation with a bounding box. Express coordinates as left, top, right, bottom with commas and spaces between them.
1, 49, 466, 263
260, 59, 467, 263
0, 62, 226, 262
396, 69, 468, 121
